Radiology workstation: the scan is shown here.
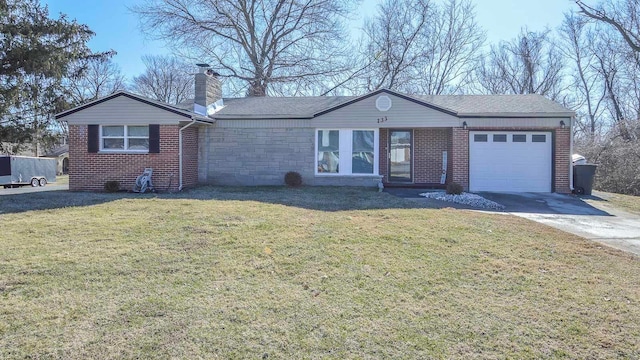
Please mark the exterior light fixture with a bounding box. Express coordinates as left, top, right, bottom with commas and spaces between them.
462, 121, 468, 129
560, 120, 566, 129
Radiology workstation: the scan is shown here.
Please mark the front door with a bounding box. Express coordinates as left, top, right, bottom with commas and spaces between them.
389, 130, 412, 182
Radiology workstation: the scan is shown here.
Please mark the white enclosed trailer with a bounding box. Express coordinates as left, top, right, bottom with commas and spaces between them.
0, 156, 56, 188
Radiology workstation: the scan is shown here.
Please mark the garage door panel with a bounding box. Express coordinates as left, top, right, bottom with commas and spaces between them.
469, 131, 552, 192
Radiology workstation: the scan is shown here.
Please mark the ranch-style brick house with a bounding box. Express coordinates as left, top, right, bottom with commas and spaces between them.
55, 65, 575, 193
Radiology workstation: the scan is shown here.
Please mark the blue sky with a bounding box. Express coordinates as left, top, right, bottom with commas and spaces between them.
42, 0, 583, 80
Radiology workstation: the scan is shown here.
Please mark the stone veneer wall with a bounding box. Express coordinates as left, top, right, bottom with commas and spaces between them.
204, 127, 314, 186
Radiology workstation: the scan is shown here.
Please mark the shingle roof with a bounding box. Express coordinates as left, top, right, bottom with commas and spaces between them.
416, 94, 573, 117
216, 96, 356, 118
213, 90, 573, 119
62, 89, 573, 121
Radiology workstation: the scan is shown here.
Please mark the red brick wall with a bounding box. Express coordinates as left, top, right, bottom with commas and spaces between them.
69, 125, 198, 192
413, 128, 451, 183
379, 128, 452, 185
379, 128, 389, 181
182, 126, 199, 188
554, 128, 571, 193
451, 128, 470, 190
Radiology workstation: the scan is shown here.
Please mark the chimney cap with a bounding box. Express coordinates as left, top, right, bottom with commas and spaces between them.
196, 63, 210, 68
206, 69, 221, 77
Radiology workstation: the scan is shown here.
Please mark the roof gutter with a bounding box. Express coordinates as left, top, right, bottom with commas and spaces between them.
458, 112, 576, 118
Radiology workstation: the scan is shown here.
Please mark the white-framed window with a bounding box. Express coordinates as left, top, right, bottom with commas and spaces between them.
100, 125, 150, 152
316, 129, 379, 176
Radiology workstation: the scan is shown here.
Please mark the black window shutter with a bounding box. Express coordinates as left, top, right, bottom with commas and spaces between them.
87, 125, 99, 153
149, 124, 160, 153
0, 157, 10, 176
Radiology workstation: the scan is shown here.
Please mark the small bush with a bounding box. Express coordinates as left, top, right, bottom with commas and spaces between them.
284, 171, 303, 187
446, 182, 464, 195
104, 180, 120, 193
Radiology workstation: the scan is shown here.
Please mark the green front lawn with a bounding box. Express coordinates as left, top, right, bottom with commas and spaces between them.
1, 187, 638, 359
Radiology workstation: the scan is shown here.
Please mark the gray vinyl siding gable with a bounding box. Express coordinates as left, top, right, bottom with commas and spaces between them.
63, 95, 185, 125
311, 93, 459, 128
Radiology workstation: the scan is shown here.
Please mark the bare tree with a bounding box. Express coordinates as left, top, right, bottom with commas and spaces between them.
575, 0, 640, 53
358, 0, 484, 94
134, 0, 358, 97
67, 58, 126, 104
559, 13, 607, 136
131, 55, 194, 105
568, 2, 640, 194
415, 0, 485, 94
574, 1, 640, 135
475, 29, 565, 100
360, 0, 432, 92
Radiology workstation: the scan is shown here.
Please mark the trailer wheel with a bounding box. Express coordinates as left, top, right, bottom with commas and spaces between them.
39, 178, 47, 187
30, 178, 39, 187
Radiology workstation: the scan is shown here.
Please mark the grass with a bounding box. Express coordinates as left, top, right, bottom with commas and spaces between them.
1, 187, 639, 359
591, 190, 640, 215
52, 174, 68, 186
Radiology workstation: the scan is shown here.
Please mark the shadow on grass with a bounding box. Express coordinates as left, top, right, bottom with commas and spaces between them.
0, 186, 460, 215
578, 194, 609, 202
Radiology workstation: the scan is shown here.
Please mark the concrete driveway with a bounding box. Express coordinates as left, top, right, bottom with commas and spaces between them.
480, 192, 640, 256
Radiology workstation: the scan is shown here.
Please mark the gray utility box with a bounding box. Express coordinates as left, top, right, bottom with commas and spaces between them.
573, 164, 597, 195
0, 156, 56, 188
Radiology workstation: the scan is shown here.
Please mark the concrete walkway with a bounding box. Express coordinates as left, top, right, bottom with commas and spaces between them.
480, 192, 640, 257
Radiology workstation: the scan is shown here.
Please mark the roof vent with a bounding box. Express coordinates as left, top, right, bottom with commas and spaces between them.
376, 95, 392, 112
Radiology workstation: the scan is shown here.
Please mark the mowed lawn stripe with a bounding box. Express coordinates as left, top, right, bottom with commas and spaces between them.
0, 187, 638, 359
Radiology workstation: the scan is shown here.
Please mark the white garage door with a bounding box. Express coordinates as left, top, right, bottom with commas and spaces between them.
469, 131, 552, 192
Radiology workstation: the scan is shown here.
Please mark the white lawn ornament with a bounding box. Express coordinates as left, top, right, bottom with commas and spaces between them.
133, 168, 154, 193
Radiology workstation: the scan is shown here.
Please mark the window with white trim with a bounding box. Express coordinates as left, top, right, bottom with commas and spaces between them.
100, 125, 150, 151
316, 129, 378, 176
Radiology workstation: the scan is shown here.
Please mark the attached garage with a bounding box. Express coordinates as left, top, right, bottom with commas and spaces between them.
469, 131, 553, 192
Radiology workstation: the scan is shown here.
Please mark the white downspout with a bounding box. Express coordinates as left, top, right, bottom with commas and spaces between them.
569, 115, 575, 192
179, 119, 197, 191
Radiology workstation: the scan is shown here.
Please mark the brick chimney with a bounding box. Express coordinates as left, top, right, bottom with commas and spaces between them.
194, 63, 222, 114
